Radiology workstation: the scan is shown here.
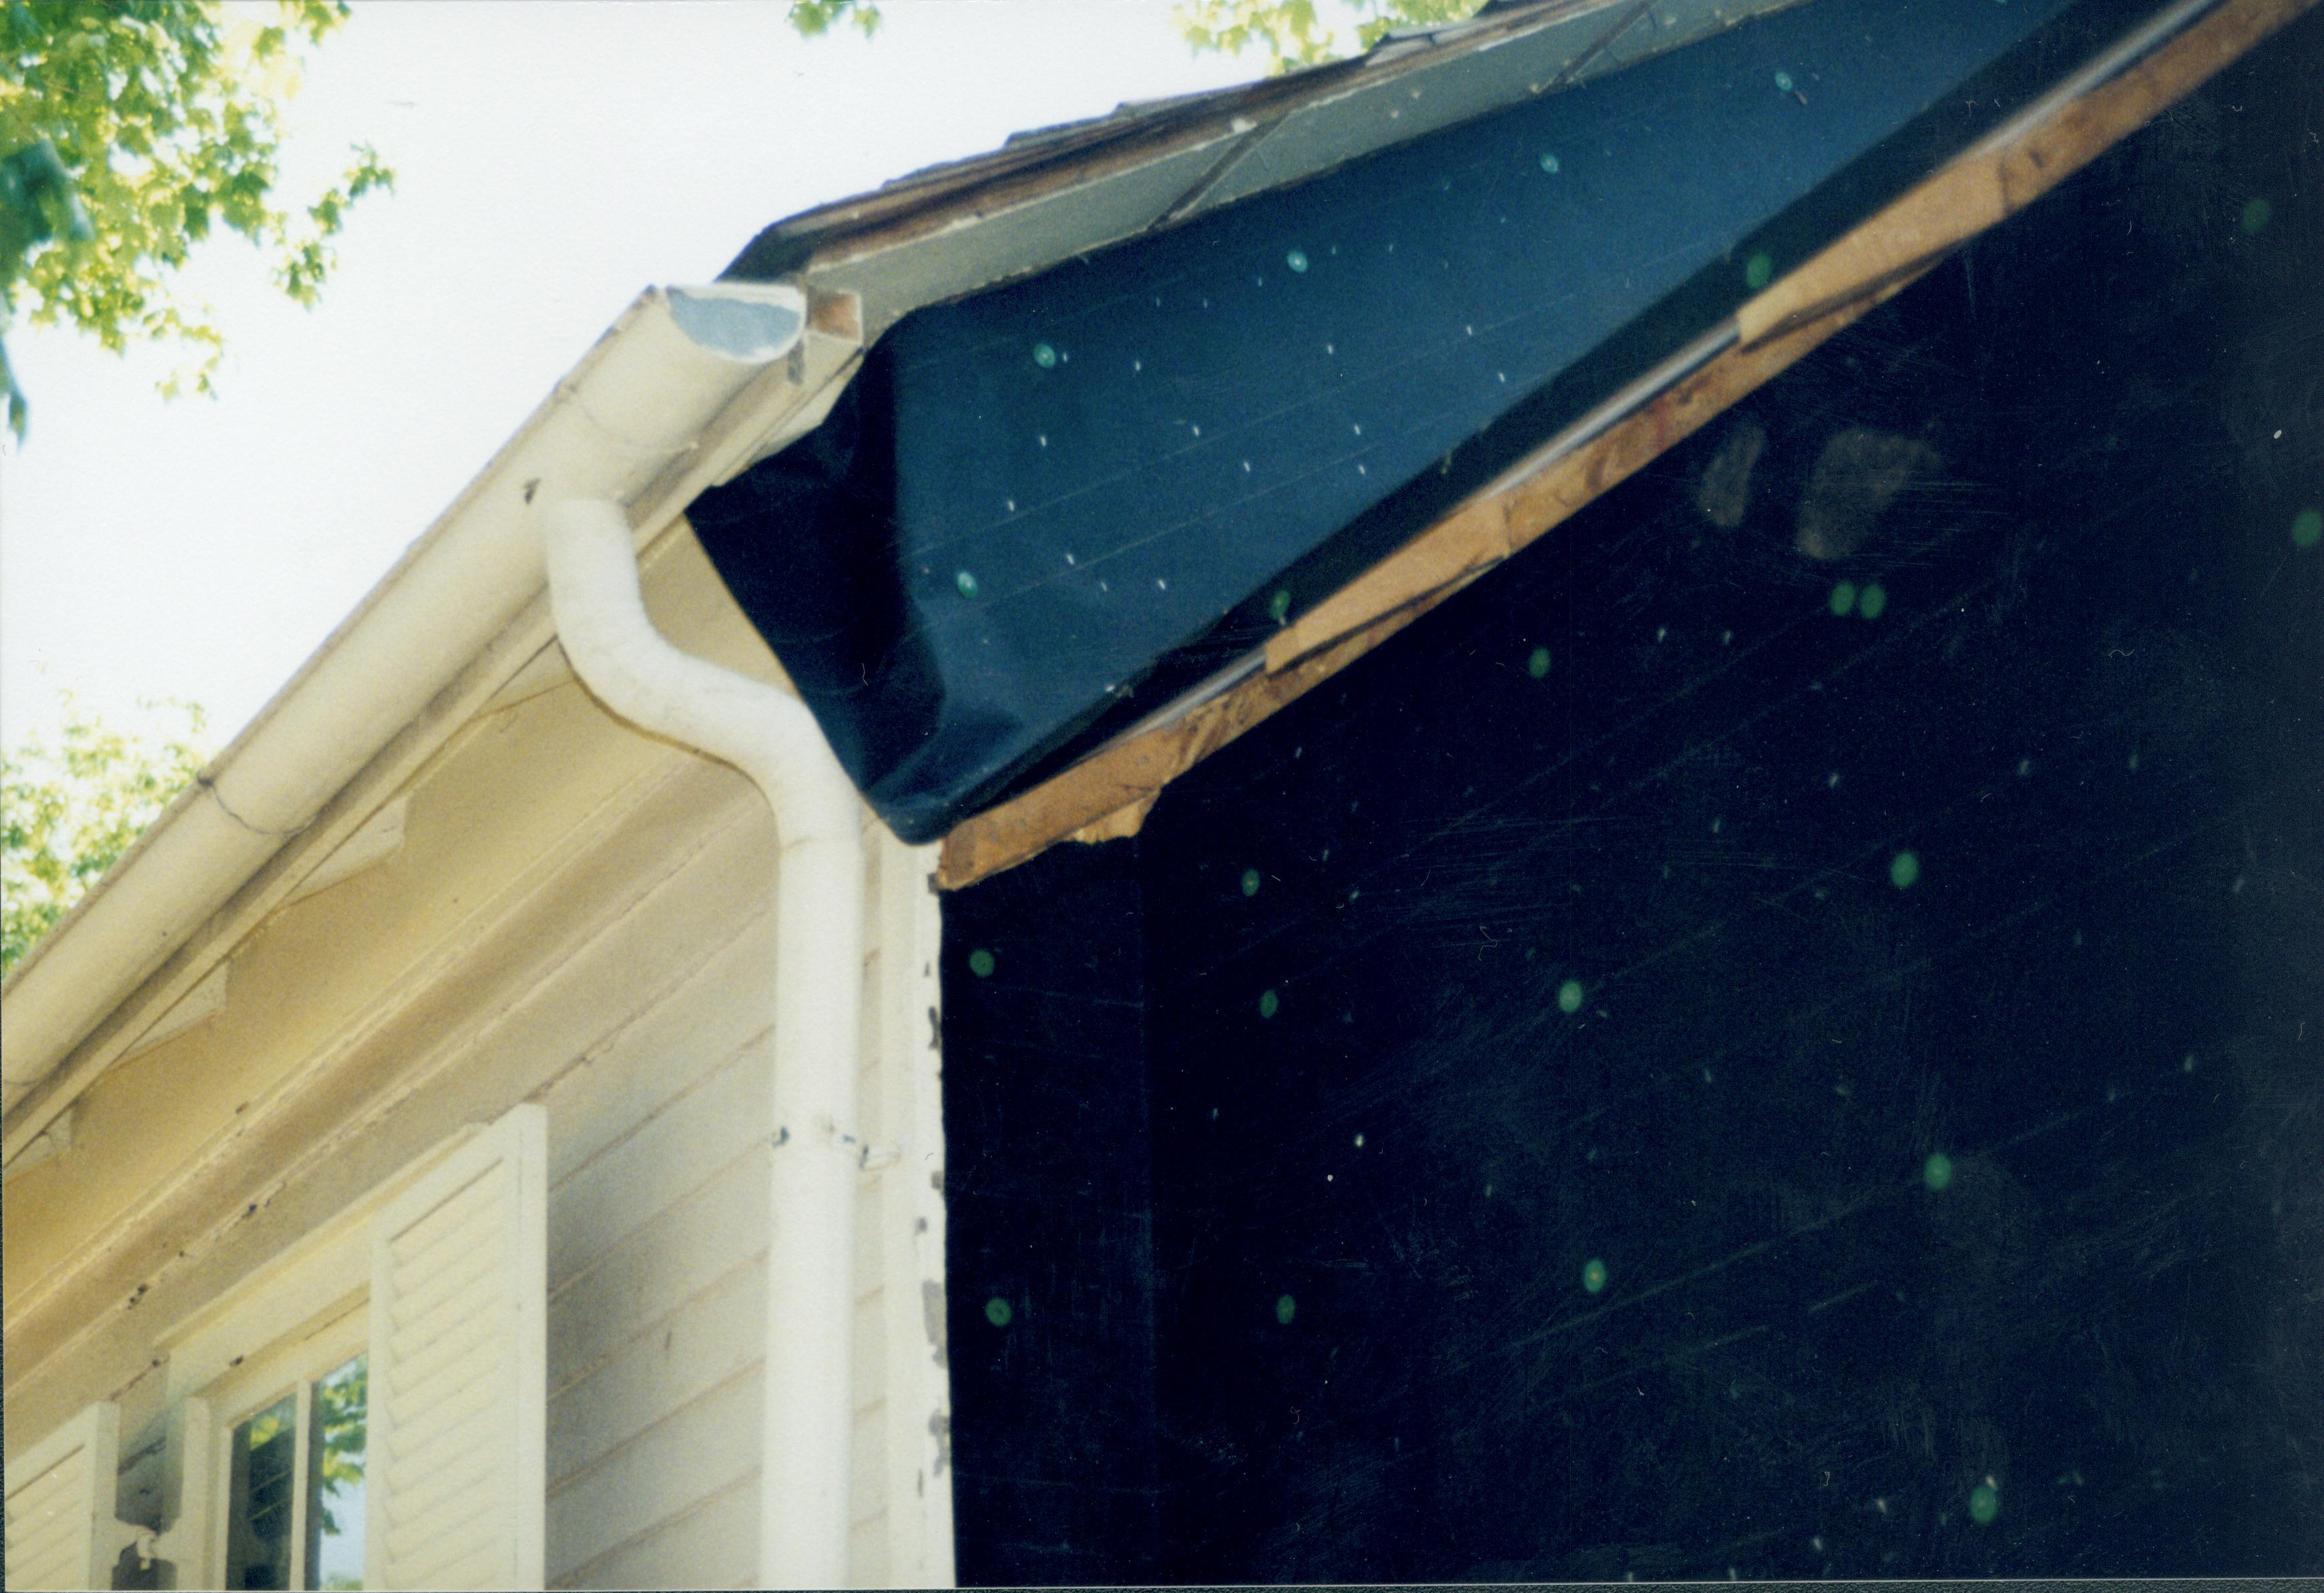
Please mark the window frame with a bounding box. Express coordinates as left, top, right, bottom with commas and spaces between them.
202, 1297, 369, 1592
154, 1124, 487, 1589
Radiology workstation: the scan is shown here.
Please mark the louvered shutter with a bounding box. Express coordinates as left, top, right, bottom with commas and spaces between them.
363, 1104, 547, 1590
4, 1401, 134, 1591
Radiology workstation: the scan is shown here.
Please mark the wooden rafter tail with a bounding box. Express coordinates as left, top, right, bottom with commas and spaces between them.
931, 0, 2313, 894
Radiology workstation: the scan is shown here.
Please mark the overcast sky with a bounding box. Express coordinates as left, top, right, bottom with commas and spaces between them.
0, 0, 1280, 750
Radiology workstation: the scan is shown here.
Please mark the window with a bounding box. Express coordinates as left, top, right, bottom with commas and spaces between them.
204, 1304, 369, 1590
142, 1104, 549, 1592
7, 1106, 546, 1590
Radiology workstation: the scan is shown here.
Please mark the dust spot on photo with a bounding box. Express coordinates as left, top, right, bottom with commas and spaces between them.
1795, 427, 1941, 560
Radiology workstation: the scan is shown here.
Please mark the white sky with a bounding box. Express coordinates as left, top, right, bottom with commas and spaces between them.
0, 0, 1287, 751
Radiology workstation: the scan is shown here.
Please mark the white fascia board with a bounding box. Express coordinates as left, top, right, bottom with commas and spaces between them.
1, 282, 855, 1153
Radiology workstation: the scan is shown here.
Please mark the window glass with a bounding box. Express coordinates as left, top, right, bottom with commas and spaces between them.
305, 1354, 368, 1590
225, 1395, 296, 1590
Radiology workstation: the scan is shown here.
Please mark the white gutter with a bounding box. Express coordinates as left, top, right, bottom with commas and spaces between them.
543, 497, 863, 1591
1, 280, 858, 1147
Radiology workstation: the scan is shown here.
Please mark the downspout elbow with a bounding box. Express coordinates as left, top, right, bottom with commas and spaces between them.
540, 498, 861, 849
541, 494, 865, 1590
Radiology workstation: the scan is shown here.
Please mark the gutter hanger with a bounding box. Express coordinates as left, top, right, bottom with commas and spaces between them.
2, 280, 861, 1152
543, 496, 864, 1591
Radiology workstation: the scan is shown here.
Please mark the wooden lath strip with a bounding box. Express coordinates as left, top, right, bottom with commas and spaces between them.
935, 0, 2312, 893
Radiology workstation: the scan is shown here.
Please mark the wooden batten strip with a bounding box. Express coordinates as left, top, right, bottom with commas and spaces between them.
934, 0, 2309, 892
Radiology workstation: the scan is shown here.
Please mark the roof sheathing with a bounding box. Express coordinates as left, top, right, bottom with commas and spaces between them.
725, 0, 1810, 333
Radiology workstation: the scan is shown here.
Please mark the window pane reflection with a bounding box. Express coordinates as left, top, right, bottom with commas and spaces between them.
302, 1354, 368, 1590
304, 1353, 369, 1590
226, 1395, 296, 1590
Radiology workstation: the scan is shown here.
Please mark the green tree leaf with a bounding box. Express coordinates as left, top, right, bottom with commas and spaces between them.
1175, 0, 1485, 75
0, 0, 393, 435
787, 1, 882, 41
2, 694, 211, 977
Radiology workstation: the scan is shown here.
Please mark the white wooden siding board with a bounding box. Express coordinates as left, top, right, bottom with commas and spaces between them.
850, 1401, 887, 1524
15, 733, 949, 1590
547, 1041, 768, 1290
3, 1401, 124, 1592
546, 1253, 765, 1488
553, 1469, 758, 1592
854, 1169, 886, 1289
364, 1106, 546, 1591
849, 1512, 890, 1589
544, 1366, 762, 1584
0, 743, 746, 1443
547, 1142, 767, 1387
865, 833, 954, 1588
540, 907, 774, 1186
20, 753, 716, 1385
853, 1288, 887, 1407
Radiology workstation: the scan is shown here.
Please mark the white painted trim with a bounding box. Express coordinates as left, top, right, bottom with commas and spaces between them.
1, 1107, 71, 1183
160, 1124, 483, 1407
363, 1104, 549, 1590
2, 282, 859, 1153
3, 1401, 140, 1590
119, 961, 230, 1064
867, 829, 956, 1587
279, 795, 409, 909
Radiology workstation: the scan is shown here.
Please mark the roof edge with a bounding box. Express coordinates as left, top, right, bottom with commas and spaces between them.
727, 0, 1811, 334
1, 284, 861, 1162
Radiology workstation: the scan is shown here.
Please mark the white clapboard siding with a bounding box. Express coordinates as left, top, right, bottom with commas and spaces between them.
365, 1104, 548, 1590
4, 1401, 133, 1592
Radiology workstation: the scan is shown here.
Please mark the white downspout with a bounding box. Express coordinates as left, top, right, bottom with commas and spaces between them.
542, 497, 865, 1590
